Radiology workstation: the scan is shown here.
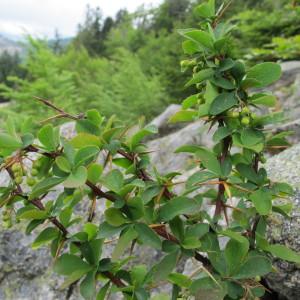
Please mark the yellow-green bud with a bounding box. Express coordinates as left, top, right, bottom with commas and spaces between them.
193, 66, 199, 73
180, 60, 189, 68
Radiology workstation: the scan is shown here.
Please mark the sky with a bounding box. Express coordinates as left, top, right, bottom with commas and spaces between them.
0, 0, 162, 39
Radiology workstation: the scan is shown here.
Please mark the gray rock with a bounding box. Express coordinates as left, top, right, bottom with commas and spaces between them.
264, 143, 300, 299
147, 120, 214, 174
148, 104, 182, 137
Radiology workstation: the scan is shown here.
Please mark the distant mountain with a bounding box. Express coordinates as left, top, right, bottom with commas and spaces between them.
0, 34, 23, 54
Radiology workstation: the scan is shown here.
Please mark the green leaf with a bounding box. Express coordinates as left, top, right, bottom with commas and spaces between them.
152, 251, 179, 282
169, 110, 198, 123
250, 94, 277, 107
55, 156, 71, 173
233, 252, 272, 279
84, 223, 98, 241
190, 277, 226, 299
196, 147, 221, 175
168, 273, 192, 288
182, 236, 201, 249
30, 177, 65, 200
17, 209, 48, 220
195, 0, 215, 18
221, 157, 232, 177
273, 182, 294, 196
131, 265, 148, 287
250, 188, 272, 215
209, 92, 238, 115
210, 76, 235, 90
54, 254, 92, 276
159, 196, 202, 221
86, 109, 103, 126
213, 127, 231, 143
0, 133, 22, 150
96, 282, 110, 300
60, 269, 91, 290
130, 125, 157, 149
185, 69, 214, 87
219, 58, 235, 72
74, 146, 99, 168
80, 239, 103, 265
266, 244, 300, 263
37, 124, 58, 151
76, 119, 101, 135
135, 223, 162, 250
87, 163, 103, 184
182, 94, 198, 109
175, 144, 202, 153
179, 30, 214, 50
240, 128, 265, 147
245, 62, 281, 88
186, 171, 217, 188
70, 133, 101, 148
80, 270, 96, 300
32, 227, 59, 249
222, 231, 249, 276
98, 222, 128, 238
236, 163, 259, 184
102, 169, 124, 193
182, 40, 202, 55
64, 166, 87, 188
105, 207, 129, 227
112, 158, 132, 169
112, 226, 137, 261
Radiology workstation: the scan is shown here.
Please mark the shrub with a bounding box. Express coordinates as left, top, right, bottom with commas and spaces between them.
0, 38, 166, 123
0, 1, 299, 299
250, 35, 300, 61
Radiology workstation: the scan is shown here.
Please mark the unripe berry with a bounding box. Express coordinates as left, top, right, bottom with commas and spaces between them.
251, 112, 257, 119
241, 116, 250, 126
3, 220, 12, 229
15, 176, 23, 185
227, 111, 239, 118
12, 163, 21, 172
260, 156, 267, 163
241, 106, 250, 115
232, 111, 240, 118
27, 177, 36, 186
255, 276, 261, 282
31, 168, 38, 176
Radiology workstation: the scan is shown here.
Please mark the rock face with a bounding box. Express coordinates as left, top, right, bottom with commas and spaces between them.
147, 120, 214, 173
264, 144, 300, 300
148, 104, 182, 137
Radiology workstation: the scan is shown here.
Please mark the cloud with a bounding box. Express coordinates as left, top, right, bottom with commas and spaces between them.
0, 0, 162, 38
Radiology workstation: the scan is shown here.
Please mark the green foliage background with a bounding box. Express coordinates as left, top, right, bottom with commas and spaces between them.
0, 0, 300, 123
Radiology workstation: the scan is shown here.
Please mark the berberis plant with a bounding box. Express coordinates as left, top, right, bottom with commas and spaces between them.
0, 1, 299, 299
